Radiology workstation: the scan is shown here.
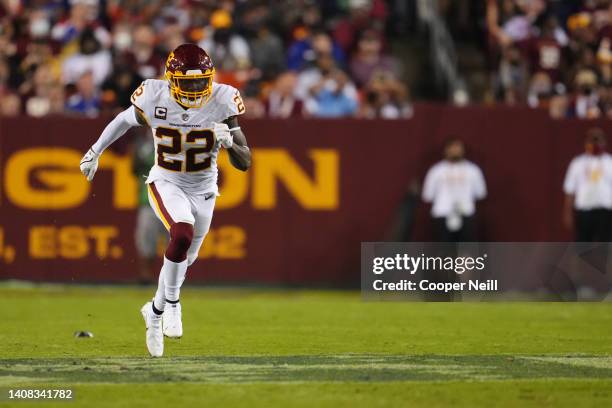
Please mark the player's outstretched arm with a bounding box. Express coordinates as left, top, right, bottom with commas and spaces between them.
223, 116, 251, 172
79, 106, 146, 181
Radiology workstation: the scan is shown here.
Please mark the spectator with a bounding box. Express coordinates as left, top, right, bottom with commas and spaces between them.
295, 52, 359, 117
101, 66, 143, 112
23, 64, 63, 117
567, 10, 599, 53
243, 95, 266, 119
242, 80, 266, 119
51, 0, 110, 47
422, 139, 487, 242
486, 0, 544, 47
568, 69, 602, 118
18, 40, 57, 94
549, 87, 571, 119
359, 71, 412, 119
151, 0, 191, 34
349, 29, 400, 88
0, 92, 21, 116
198, 9, 251, 72
26, 9, 52, 43
265, 72, 304, 118
597, 36, 612, 84
121, 24, 166, 80
303, 67, 358, 118
65, 71, 100, 117
111, 23, 132, 55
46, 83, 66, 116
598, 83, 612, 118
333, 0, 388, 54
482, 0, 608, 111
62, 28, 112, 86
0, 58, 11, 94
528, 16, 567, 84
0, 12, 17, 51
563, 128, 612, 241
527, 71, 554, 108
287, 30, 345, 71
157, 18, 186, 56
295, 53, 357, 102
280, 0, 323, 37
0, 1, 416, 119
496, 44, 529, 104
249, 24, 285, 81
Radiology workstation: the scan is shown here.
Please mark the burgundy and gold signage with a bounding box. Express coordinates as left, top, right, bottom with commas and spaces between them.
1, 108, 611, 284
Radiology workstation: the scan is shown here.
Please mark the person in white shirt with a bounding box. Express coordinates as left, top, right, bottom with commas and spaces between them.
422, 139, 487, 242
563, 128, 612, 242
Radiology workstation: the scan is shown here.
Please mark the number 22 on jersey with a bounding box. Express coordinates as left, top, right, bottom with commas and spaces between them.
155, 126, 215, 172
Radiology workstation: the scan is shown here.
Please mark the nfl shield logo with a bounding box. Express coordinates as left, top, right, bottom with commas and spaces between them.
181, 113, 189, 121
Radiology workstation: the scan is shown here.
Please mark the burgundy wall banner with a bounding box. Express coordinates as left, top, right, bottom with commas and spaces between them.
1, 106, 612, 284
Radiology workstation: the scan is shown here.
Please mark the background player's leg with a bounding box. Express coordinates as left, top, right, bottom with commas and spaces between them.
135, 206, 163, 284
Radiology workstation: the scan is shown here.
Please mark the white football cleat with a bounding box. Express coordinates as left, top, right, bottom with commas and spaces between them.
141, 302, 164, 357
163, 302, 183, 338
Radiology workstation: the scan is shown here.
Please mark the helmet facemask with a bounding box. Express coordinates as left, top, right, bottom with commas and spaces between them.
166, 68, 214, 109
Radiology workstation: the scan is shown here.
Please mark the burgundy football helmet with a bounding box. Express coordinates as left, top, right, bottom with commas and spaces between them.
165, 43, 215, 108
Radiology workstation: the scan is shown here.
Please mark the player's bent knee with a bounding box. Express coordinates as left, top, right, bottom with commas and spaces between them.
165, 222, 194, 262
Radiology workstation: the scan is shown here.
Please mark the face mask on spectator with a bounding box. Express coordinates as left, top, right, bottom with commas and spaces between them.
114, 31, 132, 52
586, 142, 605, 155
30, 18, 50, 38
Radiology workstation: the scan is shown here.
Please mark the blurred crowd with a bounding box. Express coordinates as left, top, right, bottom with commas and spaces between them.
486, 0, 612, 118
0, 0, 411, 119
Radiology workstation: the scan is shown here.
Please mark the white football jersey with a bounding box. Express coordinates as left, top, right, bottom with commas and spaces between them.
131, 79, 245, 195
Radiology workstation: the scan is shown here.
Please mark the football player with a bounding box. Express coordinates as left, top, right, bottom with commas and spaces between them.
79, 44, 251, 357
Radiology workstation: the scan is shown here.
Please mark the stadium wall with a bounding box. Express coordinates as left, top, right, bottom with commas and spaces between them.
1, 105, 611, 285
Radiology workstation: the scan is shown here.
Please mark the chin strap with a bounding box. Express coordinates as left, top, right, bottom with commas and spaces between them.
228, 127, 241, 132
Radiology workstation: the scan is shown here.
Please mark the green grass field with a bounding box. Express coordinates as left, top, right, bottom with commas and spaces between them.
1, 284, 611, 407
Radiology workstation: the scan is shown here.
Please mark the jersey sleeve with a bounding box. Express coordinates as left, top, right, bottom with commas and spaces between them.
471, 164, 487, 200
421, 165, 439, 203
563, 158, 579, 195
130, 80, 151, 122
218, 84, 246, 119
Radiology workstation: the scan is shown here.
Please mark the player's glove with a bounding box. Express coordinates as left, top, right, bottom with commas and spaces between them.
214, 122, 233, 149
80, 148, 100, 181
